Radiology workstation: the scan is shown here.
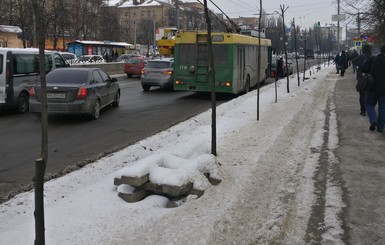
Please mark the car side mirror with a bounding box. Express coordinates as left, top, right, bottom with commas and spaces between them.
111, 78, 117, 83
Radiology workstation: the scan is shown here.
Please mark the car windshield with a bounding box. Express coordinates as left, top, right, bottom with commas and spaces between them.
61, 54, 75, 60
78, 56, 90, 61
127, 58, 141, 64
47, 70, 89, 84
146, 61, 171, 68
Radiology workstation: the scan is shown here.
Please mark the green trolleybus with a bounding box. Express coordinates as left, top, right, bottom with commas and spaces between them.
173, 31, 272, 95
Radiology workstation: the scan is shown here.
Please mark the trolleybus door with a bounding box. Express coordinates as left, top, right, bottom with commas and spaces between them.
238, 46, 245, 92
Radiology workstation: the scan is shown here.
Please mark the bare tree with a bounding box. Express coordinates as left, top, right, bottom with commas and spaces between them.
49, 0, 72, 50
278, 4, 290, 93
291, 18, 300, 86
203, 0, 216, 156
364, 0, 385, 43
30, 0, 50, 243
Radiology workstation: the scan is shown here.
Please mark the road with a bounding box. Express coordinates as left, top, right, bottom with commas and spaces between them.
0, 76, 225, 203
0, 58, 320, 203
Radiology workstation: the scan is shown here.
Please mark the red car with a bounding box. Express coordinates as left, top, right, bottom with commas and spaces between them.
124, 56, 147, 77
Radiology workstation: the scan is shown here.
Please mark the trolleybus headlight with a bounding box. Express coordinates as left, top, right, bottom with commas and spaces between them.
175, 80, 184, 85
219, 82, 231, 87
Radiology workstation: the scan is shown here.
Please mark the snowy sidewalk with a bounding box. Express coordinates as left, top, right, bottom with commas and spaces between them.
334, 69, 385, 244
2, 64, 382, 244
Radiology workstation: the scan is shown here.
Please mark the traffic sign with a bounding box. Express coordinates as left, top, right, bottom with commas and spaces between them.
355, 41, 361, 47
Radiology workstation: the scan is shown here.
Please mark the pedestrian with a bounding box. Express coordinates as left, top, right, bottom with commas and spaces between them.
352, 44, 372, 116
338, 50, 348, 76
350, 49, 359, 73
360, 44, 385, 132
334, 53, 341, 74
276, 56, 284, 81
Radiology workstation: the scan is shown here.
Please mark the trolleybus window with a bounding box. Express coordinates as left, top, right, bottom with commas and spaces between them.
179, 44, 227, 65
197, 45, 227, 65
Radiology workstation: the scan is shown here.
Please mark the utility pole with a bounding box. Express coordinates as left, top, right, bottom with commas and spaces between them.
176, 0, 180, 29
357, 11, 361, 36
337, 0, 340, 52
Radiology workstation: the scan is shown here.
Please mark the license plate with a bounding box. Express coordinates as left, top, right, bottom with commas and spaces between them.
47, 93, 66, 99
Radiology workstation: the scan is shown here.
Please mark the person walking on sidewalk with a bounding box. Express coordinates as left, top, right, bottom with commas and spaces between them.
276, 56, 284, 81
352, 44, 372, 116
350, 49, 359, 73
334, 53, 341, 74
339, 51, 349, 77
360, 45, 385, 132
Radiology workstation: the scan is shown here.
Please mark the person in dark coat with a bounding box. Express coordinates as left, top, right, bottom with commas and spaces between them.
334, 53, 341, 74
352, 44, 372, 116
350, 49, 359, 73
276, 57, 284, 81
360, 44, 385, 132
338, 50, 348, 76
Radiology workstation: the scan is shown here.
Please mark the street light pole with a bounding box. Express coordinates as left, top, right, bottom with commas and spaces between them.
337, 0, 340, 52
134, 12, 137, 50
153, 11, 156, 56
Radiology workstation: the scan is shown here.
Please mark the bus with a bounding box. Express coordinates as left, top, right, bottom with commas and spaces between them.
173, 31, 272, 95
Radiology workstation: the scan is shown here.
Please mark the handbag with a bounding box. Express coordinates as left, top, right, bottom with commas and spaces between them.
356, 56, 377, 92
356, 73, 375, 92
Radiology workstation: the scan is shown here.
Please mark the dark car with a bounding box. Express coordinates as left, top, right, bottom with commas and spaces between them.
140, 58, 174, 91
124, 56, 147, 77
29, 68, 120, 119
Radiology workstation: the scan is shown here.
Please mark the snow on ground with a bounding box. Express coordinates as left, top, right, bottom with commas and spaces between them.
0, 64, 343, 244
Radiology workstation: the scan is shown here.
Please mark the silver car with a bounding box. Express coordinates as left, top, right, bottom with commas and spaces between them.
29, 68, 120, 119
141, 58, 174, 91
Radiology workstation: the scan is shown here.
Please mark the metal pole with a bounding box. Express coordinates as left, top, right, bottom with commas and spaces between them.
134, 13, 137, 50
176, 0, 180, 29
153, 12, 156, 55
337, 0, 340, 52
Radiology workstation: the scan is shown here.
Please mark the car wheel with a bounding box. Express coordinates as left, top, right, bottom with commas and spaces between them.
17, 92, 29, 113
142, 85, 150, 91
112, 91, 120, 107
91, 100, 101, 120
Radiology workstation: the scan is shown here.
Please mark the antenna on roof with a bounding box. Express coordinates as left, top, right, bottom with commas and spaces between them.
208, 0, 240, 33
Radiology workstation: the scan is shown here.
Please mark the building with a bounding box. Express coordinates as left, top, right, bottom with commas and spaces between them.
320, 23, 343, 52
105, 0, 174, 45
232, 16, 259, 30
104, 0, 206, 44
0, 25, 25, 48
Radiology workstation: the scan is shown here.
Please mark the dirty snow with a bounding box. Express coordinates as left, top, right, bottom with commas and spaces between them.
0, 64, 344, 244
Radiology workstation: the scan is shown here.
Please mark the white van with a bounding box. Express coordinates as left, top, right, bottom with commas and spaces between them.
0, 48, 68, 112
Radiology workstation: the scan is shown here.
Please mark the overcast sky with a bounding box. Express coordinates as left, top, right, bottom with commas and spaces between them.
187, 0, 370, 29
